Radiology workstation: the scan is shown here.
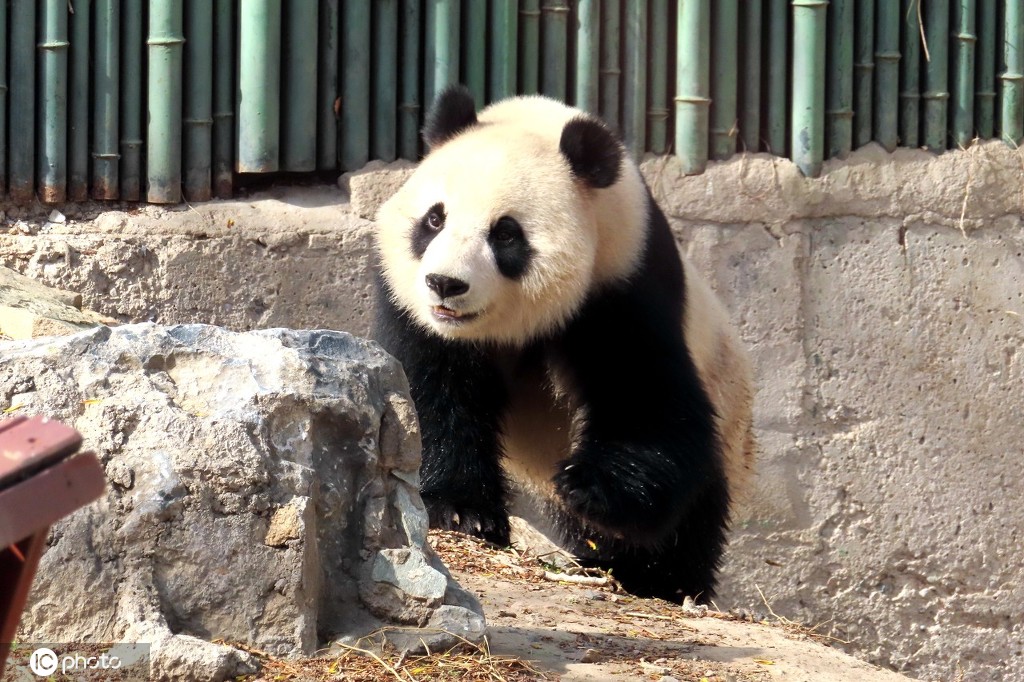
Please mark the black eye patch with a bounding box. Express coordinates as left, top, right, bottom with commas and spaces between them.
488, 216, 533, 279
411, 202, 445, 258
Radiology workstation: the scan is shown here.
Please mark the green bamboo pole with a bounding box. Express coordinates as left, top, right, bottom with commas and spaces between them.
317, 0, 339, 170
213, 0, 234, 196
710, 0, 738, 160
647, 0, 670, 153
853, 0, 875, 148
9, 0, 35, 202
237, 0, 281, 173
425, 0, 460, 106
463, 0, 487, 107
39, 0, 69, 204
675, 0, 710, 174
950, 0, 977, 148
622, 0, 647, 158
490, 0, 518, 102
899, 0, 921, 148
147, 0, 184, 203
542, 0, 570, 101
826, 0, 853, 159
0, 3, 6, 194
520, 0, 542, 95
282, 0, 318, 171
120, 0, 144, 200
341, 1, 370, 169
922, 0, 949, 151
68, 0, 90, 201
764, 0, 788, 155
399, 0, 422, 160
1001, 0, 1023, 145
373, 0, 398, 162
576, 0, 600, 113
975, 0, 996, 139
873, 0, 900, 151
184, 0, 213, 200
739, 0, 762, 152
599, 0, 621, 127
93, 0, 120, 199
791, 0, 828, 177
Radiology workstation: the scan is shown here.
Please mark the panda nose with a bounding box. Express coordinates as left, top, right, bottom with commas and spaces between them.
425, 273, 470, 299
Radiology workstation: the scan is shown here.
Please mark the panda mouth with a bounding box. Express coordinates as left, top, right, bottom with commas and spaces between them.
432, 305, 479, 323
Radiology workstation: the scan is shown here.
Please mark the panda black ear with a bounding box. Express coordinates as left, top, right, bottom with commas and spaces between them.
559, 116, 623, 189
422, 85, 479, 150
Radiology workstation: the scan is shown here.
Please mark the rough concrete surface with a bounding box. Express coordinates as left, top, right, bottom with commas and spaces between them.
0, 264, 113, 338
1, 141, 1022, 681
0, 324, 483, 680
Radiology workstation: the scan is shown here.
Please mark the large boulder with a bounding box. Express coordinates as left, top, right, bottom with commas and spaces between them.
1, 324, 483, 680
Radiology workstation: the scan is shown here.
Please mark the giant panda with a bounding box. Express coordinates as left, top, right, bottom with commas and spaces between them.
373, 85, 755, 603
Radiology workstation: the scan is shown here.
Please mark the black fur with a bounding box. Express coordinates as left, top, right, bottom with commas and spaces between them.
373, 272, 512, 545
549, 194, 728, 602
411, 203, 446, 258
559, 116, 623, 188
373, 192, 729, 602
488, 217, 533, 279
422, 85, 479, 150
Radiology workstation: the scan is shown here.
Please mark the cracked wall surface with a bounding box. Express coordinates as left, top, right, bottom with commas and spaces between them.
1, 143, 1022, 681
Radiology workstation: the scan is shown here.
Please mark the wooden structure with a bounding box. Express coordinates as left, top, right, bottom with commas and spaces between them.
0, 415, 104, 676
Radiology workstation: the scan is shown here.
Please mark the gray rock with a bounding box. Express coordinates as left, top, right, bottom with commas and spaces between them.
2, 324, 484, 679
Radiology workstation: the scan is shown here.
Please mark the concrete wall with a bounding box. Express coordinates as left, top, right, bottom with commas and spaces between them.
1, 143, 1022, 681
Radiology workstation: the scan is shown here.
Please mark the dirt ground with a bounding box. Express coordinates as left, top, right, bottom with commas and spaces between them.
241, 530, 912, 682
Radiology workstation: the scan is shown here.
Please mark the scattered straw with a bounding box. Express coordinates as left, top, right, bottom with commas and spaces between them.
755, 585, 851, 646
235, 633, 548, 682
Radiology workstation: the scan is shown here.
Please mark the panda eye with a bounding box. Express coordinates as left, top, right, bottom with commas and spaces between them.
490, 216, 523, 245
424, 204, 445, 232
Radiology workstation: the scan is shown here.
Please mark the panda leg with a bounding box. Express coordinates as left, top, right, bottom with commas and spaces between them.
373, 284, 512, 545
547, 261, 730, 597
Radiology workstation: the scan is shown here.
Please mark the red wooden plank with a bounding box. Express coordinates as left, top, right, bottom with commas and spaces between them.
0, 416, 84, 489
0, 452, 105, 548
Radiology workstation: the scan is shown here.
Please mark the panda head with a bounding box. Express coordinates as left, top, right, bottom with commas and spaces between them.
376, 86, 648, 345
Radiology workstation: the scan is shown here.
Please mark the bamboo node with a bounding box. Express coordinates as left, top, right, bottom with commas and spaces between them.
91, 152, 121, 160
674, 96, 712, 105
37, 40, 71, 50
646, 107, 671, 122
146, 36, 186, 46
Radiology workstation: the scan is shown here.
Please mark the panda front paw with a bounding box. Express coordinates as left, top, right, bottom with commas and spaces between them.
422, 494, 512, 546
553, 453, 670, 542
